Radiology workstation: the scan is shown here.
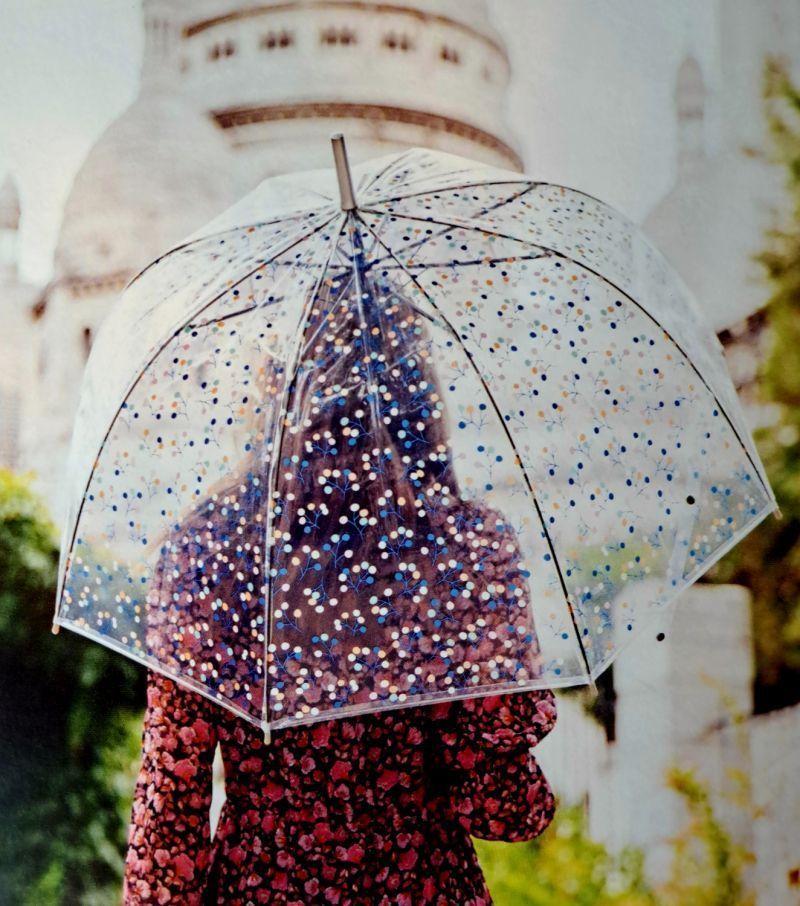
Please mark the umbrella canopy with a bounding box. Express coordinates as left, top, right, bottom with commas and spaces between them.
52, 140, 777, 736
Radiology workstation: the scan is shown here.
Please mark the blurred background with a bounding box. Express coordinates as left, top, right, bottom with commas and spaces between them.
0, 1, 798, 903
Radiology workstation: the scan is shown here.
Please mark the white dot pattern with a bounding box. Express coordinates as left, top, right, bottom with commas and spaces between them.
53, 148, 776, 732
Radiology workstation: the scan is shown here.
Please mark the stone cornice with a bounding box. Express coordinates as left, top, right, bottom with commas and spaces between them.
211, 101, 523, 169
55, 270, 133, 300
184, 1, 509, 63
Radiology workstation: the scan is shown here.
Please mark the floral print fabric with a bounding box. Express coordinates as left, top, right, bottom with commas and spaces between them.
123, 673, 557, 905
125, 494, 557, 903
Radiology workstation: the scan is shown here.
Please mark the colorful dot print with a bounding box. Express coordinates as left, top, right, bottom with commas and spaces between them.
53, 148, 776, 734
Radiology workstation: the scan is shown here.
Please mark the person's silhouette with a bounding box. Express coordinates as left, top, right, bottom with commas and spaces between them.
127, 253, 557, 905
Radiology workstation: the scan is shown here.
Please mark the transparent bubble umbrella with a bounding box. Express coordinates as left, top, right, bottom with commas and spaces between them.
52, 136, 777, 740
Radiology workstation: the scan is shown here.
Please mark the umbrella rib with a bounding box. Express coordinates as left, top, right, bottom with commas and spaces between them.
363, 182, 536, 236
260, 212, 349, 739
364, 252, 551, 272
346, 217, 386, 443
358, 184, 541, 270
359, 205, 555, 266
55, 211, 341, 635
124, 209, 335, 294
366, 177, 646, 224
356, 147, 416, 199
366, 178, 534, 207
185, 263, 325, 330
188, 301, 264, 330
360, 208, 771, 503
355, 212, 596, 684
472, 182, 539, 219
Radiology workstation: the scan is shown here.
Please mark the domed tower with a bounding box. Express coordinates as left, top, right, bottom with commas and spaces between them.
674, 53, 705, 179
176, 0, 521, 182
0, 175, 21, 284
718, 0, 800, 152
31, 1, 241, 508
0, 175, 40, 469
31, 0, 519, 517
643, 46, 783, 336
52, 0, 240, 296
643, 34, 786, 437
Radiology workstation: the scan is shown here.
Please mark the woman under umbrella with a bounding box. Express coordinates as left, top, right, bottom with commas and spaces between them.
123, 252, 557, 905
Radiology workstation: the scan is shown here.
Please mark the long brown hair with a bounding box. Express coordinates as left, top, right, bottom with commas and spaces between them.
268, 250, 461, 639
146, 244, 539, 719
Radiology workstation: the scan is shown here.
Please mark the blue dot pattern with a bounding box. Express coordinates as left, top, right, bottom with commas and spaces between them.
53, 148, 776, 732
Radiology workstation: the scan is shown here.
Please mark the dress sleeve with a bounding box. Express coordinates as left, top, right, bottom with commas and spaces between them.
423, 499, 558, 842
427, 689, 557, 842
123, 669, 219, 905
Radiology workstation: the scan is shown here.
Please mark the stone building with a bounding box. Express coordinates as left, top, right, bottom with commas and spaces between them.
15, 0, 519, 514
1, 1, 798, 901
644, 0, 800, 419
174, 0, 520, 174
0, 176, 40, 471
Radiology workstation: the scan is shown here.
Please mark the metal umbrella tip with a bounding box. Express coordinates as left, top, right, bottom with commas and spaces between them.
331, 133, 357, 211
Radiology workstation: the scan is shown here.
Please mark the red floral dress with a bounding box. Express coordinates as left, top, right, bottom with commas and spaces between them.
123, 673, 557, 905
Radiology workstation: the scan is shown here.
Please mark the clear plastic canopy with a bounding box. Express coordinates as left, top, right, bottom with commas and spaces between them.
53, 147, 777, 733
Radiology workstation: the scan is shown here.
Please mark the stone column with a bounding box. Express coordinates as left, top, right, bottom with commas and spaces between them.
612, 583, 754, 885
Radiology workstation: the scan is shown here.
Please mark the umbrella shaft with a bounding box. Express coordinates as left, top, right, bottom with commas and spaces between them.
331, 133, 357, 210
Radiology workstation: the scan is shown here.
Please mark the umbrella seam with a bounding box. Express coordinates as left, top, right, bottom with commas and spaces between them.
364, 177, 652, 223
360, 206, 772, 506
360, 183, 539, 266
366, 179, 532, 206
260, 211, 349, 736
356, 147, 416, 199
54, 212, 340, 632
355, 212, 595, 684
122, 209, 337, 294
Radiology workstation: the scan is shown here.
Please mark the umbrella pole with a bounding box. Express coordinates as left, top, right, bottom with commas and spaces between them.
331, 133, 357, 211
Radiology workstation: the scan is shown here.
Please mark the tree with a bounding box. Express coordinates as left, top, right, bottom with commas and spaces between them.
0, 468, 144, 904
474, 804, 657, 906
712, 59, 800, 712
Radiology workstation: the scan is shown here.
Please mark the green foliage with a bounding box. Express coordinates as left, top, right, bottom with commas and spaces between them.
0, 468, 59, 649
0, 472, 761, 903
659, 767, 755, 906
710, 59, 800, 711
478, 764, 758, 906
0, 468, 143, 904
475, 804, 658, 906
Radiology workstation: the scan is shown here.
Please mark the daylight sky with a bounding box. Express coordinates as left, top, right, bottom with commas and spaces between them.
0, 0, 718, 286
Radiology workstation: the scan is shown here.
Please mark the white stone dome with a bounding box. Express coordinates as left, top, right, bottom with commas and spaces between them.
675, 53, 704, 119
183, 0, 498, 35
0, 175, 21, 231
54, 90, 239, 284
179, 0, 519, 173
643, 147, 785, 331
